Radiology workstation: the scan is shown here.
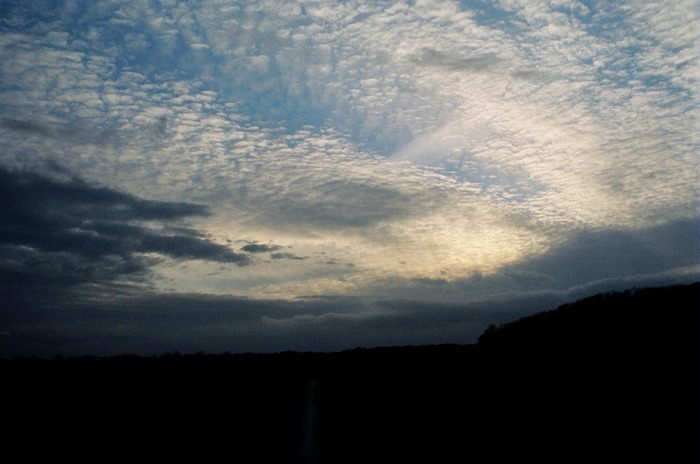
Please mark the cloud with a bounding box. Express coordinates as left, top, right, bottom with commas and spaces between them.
251, 179, 423, 229
411, 48, 505, 72
1, 118, 118, 147
412, 277, 450, 286
0, 165, 250, 299
271, 253, 307, 261
240, 243, 283, 253
0, 0, 697, 357
0, 211, 696, 358
0, 280, 603, 358
1, 0, 694, 237
506, 217, 700, 289
0, 289, 502, 358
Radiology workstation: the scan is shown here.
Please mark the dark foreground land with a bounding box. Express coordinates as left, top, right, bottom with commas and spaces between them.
3, 283, 698, 463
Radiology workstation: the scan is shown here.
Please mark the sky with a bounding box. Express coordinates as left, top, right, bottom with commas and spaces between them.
0, 0, 698, 358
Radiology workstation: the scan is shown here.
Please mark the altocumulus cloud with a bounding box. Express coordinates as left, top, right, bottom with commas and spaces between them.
0, 0, 697, 357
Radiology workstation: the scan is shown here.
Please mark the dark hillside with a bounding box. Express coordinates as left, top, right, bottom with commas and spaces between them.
475, 282, 699, 463
478, 282, 699, 351
2, 283, 697, 463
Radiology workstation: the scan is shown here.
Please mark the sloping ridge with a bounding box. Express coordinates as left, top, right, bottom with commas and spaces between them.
468, 282, 700, 464
477, 282, 700, 351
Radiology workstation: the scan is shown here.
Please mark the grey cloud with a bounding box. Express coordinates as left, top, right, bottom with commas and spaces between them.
412, 277, 449, 286
239, 243, 308, 260
410, 48, 505, 73
429, 217, 699, 304
1, 118, 117, 146
0, 292, 364, 358
256, 179, 426, 230
2, 233, 696, 358
0, 244, 153, 298
0, 165, 250, 297
0, 274, 559, 357
508, 69, 559, 84
1, 117, 170, 148
507, 217, 700, 289
410, 48, 554, 83
270, 252, 306, 260
139, 234, 247, 263
1, 119, 52, 136
241, 243, 283, 253
1, 164, 208, 223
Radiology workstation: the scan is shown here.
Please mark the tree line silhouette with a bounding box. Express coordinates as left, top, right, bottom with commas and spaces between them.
2, 282, 698, 463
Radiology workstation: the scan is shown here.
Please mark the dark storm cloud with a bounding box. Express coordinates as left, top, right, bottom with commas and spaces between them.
0, 165, 250, 297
